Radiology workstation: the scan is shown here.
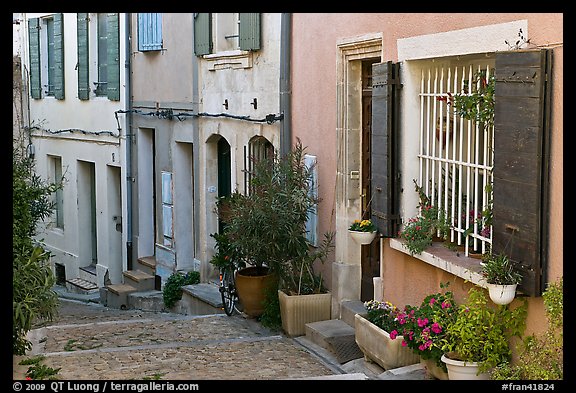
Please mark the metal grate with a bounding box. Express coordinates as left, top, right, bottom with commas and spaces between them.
325, 335, 364, 364
418, 64, 494, 256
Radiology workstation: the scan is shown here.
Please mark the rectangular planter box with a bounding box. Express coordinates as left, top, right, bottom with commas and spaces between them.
355, 313, 420, 370
278, 290, 332, 337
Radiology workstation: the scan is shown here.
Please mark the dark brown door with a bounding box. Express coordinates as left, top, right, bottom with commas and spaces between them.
361, 59, 380, 302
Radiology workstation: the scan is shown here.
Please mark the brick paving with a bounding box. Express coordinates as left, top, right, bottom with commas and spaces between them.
13, 298, 340, 380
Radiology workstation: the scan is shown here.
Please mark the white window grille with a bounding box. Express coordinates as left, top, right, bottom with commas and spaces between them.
418, 64, 494, 256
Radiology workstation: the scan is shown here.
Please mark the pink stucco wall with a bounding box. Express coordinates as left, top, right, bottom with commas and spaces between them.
291, 13, 563, 335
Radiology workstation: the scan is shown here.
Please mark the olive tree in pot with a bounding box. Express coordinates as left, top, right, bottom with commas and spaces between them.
218, 139, 332, 323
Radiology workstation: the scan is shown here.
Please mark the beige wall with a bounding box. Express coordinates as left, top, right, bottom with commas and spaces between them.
291, 13, 563, 335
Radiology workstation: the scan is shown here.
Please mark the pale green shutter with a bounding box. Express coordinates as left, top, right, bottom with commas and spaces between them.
77, 13, 89, 100
193, 13, 212, 56
28, 18, 41, 99
53, 13, 65, 99
239, 13, 260, 51
107, 13, 120, 101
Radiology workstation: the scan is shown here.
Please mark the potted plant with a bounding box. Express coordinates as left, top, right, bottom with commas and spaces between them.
440, 287, 528, 380
394, 282, 457, 379
354, 299, 420, 370
491, 277, 563, 380
348, 219, 377, 245
480, 252, 522, 305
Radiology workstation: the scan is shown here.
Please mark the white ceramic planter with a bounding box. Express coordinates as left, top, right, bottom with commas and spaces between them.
349, 230, 377, 245
487, 283, 517, 305
441, 354, 490, 380
355, 314, 420, 370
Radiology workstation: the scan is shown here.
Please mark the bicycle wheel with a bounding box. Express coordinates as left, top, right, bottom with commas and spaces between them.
220, 268, 237, 316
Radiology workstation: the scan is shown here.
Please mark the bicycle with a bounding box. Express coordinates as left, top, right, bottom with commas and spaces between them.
219, 264, 242, 316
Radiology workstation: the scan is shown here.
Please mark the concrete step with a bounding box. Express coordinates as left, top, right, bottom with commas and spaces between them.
181, 283, 225, 315
78, 265, 97, 285
304, 319, 364, 364
123, 270, 155, 292
340, 299, 366, 327
102, 283, 137, 310
128, 290, 165, 312
137, 256, 156, 276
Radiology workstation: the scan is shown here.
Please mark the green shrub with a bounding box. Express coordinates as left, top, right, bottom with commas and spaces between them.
162, 271, 200, 309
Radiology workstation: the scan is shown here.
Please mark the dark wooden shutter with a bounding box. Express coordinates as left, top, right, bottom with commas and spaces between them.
370, 62, 401, 237
492, 49, 552, 297
53, 13, 65, 99
193, 13, 212, 56
239, 13, 260, 51
28, 17, 41, 99
77, 13, 89, 100
107, 13, 120, 101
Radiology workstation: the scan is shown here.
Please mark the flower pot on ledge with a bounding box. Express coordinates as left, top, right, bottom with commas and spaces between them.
348, 230, 377, 245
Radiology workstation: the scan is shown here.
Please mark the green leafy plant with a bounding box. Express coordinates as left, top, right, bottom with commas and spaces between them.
13, 148, 62, 355
481, 253, 522, 285
349, 219, 377, 232
449, 69, 495, 131
208, 231, 245, 271
162, 271, 200, 309
19, 356, 60, 380
395, 282, 457, 371
491, 277, 563, 380
441, 287, 528, 374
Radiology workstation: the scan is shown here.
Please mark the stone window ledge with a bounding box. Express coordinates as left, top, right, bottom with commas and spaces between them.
389, 238, 488, 288
203, 50, 252, 71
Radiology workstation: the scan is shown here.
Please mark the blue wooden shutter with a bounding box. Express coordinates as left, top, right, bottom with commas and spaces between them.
77, 13, 89, 100
53, 13, 65, 99
239, 13, 260, 51
305, 154, 318, 246
28, 17, 41, 99
492, 49, 552, 297
194, 13, 212, 56
107, 13, 120, 101
371, 62, 401, 237
138, 13, 162, 51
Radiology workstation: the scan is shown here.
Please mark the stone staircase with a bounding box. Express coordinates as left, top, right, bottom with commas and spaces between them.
66, 265, 99, 295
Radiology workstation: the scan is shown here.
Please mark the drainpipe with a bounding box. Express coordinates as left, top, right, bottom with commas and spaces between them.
124, 13, 134, 270
279, 13, 291, 157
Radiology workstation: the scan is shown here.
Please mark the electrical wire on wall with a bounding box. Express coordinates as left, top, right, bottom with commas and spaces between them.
114, 108, 284, 125
25, 125, 119, 138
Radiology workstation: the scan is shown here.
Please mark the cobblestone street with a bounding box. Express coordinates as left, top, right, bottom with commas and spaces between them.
12, 298, 342, 381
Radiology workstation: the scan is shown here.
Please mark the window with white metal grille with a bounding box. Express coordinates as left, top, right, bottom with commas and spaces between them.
418, 63, 494, 256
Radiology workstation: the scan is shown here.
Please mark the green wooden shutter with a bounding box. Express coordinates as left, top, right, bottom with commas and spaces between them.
239, 13, 260, 51
107, 13, 120, 101
193, 13, 212, 56
28, 17, 41, 99
77, 13, 89, 100
371, 62, 401, 237
53, 13, 65, 99
492, 49, 552, 297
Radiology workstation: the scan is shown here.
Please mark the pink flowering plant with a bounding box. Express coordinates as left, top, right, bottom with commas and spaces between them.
394, 282, 457, 371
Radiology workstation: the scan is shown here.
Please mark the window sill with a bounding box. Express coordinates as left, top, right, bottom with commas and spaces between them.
389, 238, 488, 288
203, 50, 252, 71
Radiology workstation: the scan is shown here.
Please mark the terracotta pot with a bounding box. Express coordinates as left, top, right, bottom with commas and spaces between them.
235, 267, 277, 317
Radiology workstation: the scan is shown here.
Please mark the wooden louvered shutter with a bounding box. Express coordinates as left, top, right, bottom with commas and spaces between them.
194, 13, 212, 56
28, 17, 41, 99
138, 13, 163, 51
107, 13, 120, 101
239, 13, 260, 51
77, 13, 89, 100
492, 49, 552, 297
370, 62, 401, 237
53, 13, 65, 99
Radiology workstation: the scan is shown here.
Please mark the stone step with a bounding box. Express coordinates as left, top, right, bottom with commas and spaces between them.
137, 256, 157, 276
123, 270, 155, 292
66, 277, 98, 293
102, 283, 138, 310
340, 299, 366, 327
180, 283, 225, 315
304, 319, 364, 364
78, 265, 97, 284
